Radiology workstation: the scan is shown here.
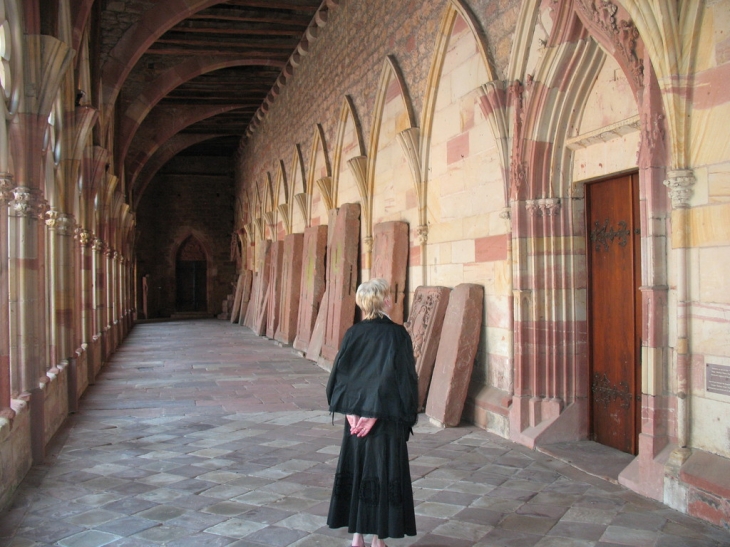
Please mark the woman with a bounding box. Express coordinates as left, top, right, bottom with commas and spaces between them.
326, 278, 419, 547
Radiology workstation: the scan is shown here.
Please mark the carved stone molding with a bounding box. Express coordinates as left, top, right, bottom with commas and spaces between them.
363, 235, 374, 254
293, 192, 309, 224
526, 198, 561, 216
76, 228, 93, 247
415, 224, 429, 245
396, 128, 422, 194
277, 204, 290, 234
10, 186, 46, 218
92, 238, 105, 253
0, 173, 13, 202
46, 210, 75, 235
263, 211, 276, 231
105, 246, 116, 259
315, 176, 333, 211
574, 0, 644, 89
499, 207, 511, 221
664, 169, 696, 209
346, 156, 368, 203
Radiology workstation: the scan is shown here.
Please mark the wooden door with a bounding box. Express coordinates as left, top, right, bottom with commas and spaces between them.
176, 260, 207, 312
586, 173, 642, 454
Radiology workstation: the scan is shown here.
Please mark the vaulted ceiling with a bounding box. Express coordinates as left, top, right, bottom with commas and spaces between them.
97, 0, 332, 206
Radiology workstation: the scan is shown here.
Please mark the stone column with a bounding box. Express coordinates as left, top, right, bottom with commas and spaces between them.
8, 185, 47, 462
0, 175, 13, 415
105, 247, 115, 357
78, 229, 95, 383
92, 237, 105, 373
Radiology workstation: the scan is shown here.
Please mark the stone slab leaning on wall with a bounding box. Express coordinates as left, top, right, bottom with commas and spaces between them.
404, 286, 451, 411
426, 283, 483, 427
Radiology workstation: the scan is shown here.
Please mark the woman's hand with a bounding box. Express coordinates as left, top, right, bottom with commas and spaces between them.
352, 417, 377, 437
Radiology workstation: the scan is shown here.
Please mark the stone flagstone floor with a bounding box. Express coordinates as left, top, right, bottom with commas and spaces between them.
1, 319, 729, 547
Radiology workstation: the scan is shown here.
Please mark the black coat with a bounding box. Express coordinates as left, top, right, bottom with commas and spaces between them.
326, 316, 418, 427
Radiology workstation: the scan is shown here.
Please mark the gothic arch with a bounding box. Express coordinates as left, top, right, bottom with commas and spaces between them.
274, 160, 290, 236
365, 56, 415, 257
306, 124, 331, 227
289, 145, 308, 233
332, 95, 366, 207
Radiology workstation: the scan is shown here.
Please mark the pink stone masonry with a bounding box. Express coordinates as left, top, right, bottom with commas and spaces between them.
371, 221, 409, 325
426, 283, 484, 427
238, 269, 253, 326
274, 233, 304, 345
404, 286, 451, 410
250, 240, 272, 335
230, 272, 246, 323
293, 225, 327, 352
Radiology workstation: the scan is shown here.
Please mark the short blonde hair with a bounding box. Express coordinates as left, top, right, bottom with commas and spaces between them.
356, 278, 390, 320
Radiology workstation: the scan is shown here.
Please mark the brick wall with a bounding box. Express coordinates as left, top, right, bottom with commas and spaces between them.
137, 156, 235, 318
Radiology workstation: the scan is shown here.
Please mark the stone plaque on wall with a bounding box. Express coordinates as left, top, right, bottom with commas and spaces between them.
274, 233, 304, 345
321, 203, 361, 361
404, 286, 451, 410
371, 221, 409, 325
293, 225, 328, 352
265, 240, 284, 338
426, 283, 484, 427
707, 363, 730, 396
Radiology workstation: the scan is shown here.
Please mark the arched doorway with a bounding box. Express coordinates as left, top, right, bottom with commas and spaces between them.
176, 236, 207, 312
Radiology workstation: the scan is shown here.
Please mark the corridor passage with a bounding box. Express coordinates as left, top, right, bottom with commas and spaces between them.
1, 320, 728, 547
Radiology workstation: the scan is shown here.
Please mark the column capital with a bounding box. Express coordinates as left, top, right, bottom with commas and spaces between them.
664, 169, 696, 209
415, 224, 429, 245
92, 237, 105, 252
0, 173, 14, 203
76, 228, 93, 247
9, 186, 46, 218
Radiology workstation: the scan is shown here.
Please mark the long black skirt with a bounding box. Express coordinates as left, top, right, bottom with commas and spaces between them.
327, 418, 417, 539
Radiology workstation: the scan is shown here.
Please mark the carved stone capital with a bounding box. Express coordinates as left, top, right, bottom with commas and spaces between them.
415, 224, 429, 245
92, 238, 105, 252
10, 187, 46, 218
664, 169, 696, 209
105, 246, 116, 259
0, 173, 14, 203
76, 228, 93, 247
499, 207, 511, 220
363, 235, 374, 254
526, 198, 561, 217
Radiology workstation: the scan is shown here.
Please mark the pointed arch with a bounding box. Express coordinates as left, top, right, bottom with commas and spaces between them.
274, 160, 290, 237
420, 0, 497, 181
365, 56, 415, 262
306, 124, 331, 227
332, 95, 366, 207
289, 145, 307, 233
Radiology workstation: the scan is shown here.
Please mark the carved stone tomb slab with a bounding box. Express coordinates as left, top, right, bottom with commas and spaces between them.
371, 221, 409, 324
425, 283, 484, 427
265, 241, 284, 338
293, 225, 327, 352
274, 233, 304, 345
321, 203, 361, 361
404, 286, 451, 410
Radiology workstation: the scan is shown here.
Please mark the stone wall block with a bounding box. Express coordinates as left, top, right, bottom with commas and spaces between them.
274, 233, 304, 345
293, 225, 328, 351
265, 241, 284, 338
230, 272, 246, 323
250, 240, 272, 335
321, 203, 361, 361
404, 286, 451, 410
371, 221, 409, 324
238, 269, 253, 326
426, 283, 484, 427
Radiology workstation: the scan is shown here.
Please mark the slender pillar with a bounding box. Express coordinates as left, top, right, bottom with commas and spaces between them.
92, 237, 105, 372
78, 229, 94, 383
0, 175, 13, 416
105, 247, 114, 356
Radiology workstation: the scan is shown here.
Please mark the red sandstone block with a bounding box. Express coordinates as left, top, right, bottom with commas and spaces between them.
680, 449, 730, 500
425, 283, 484, 427
321, 203, 361, 361
447, 132, 469, 165
404, 286, 451, 410
293, 225, 328, 352
475, 234, 508, 262
688, 489, 730, 528
371, 221, 409, 324
274, 233, 304, 345
266, 241, 284, 339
